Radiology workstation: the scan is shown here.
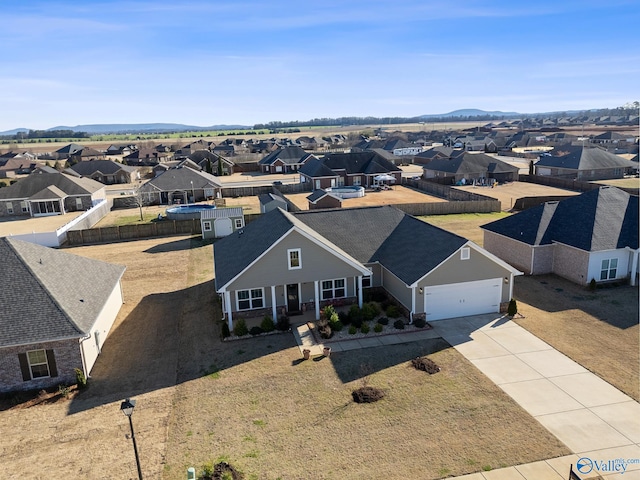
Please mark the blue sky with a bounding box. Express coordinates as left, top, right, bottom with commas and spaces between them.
0, 0, 638, 130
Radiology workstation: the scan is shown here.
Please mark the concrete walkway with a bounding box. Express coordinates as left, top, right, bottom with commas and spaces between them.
292, 316, 640, 480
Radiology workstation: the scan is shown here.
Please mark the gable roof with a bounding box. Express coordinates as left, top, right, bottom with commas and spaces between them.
259, 146, 310, 165
0, 170, 104, 200
70, 159, 137, 176
536, 146, 636, 170
306, 189, 342, 203
214, 206, 469, 290
322, 151, 401, 175
0, 238, 126, 348
424, 152, 519, 175
482, 187, 638, 251
299, 156, 338, 178
141, 166, 222, 191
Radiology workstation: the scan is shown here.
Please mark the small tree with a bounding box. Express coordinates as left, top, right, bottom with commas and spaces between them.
217, 157, 223, 176
507, 298, 518, 317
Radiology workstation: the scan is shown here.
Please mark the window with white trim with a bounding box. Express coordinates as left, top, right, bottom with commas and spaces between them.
600, 258, 618, 280
321, 278, 346, 300
460, 247, 470, 260
353, 176, 361, 186
27, 350, 50, 378
6, 202, 13, 214
236, 288, 264, 310
288, 248, 301, 269
203, 221, 212, 231
362, 267, 373, 288
75, 197, 83, 210
20, 201, 28, 213
234, 218, 244, 229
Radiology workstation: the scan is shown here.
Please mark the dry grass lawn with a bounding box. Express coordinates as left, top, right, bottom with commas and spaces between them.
419, 212, 510, 246
286, 185, 446, 211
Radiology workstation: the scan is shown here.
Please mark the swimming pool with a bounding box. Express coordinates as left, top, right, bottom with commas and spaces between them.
165, 204, 216, 220
325, 186, 365, 198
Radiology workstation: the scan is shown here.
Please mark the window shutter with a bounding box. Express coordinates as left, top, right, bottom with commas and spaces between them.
46, 349, 58, 378
18, 353, 31, 381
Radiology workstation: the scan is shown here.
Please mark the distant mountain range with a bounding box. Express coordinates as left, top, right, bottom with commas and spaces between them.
0, 123, 250, 136
419, 109, 521, 118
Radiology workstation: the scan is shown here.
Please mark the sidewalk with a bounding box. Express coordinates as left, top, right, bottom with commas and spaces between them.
292, 315, 640, 480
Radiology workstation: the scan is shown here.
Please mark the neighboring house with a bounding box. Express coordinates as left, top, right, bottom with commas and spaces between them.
200, 207, 245, 240
306, 190, 343, 210
138, 166, 222, 205
259, 146, 316, 174
0, 170, 106, 217
259, 192, 288, 213
213, 205, 521, 328
0, 157, 37, 178
481, 187, 639, 286
382, 138, 423, 156
299, 151, 402, 189
422, 151, 519, 184
0, 237, 126, 393
69, 160, 140, 184
534, 146, 637, 180
106, 144, 137, 156
54, 144, 104, 162
414, 146, 456, 165
123, 148, 173, 166
188, 150, 235, 175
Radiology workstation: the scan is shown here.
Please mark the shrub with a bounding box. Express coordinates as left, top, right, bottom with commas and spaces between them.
249, 326, 263, 336
352, 386, 385, 403
411, 356, 440, 374
233, 319, 248, 337
386, 305, 400, 318
221, 322, 231, 338
361, 302, 379, 321
377, 317, 389, 326
260, 315, 275, 332
413, 317, 426, 328
589, 278, 597, 291
507, 298, 518, 317
318, 323, 333, 339
322, 305, 336, 320
330, 320, 343, 332
373, 323, 383, 333
276, 315, 290, 331
338, 310, 350, 325
74, 368, 87, 389
360, 322, 370, 334
393, 319, 405, 329
348, 325, 357, 335
348, 304, 363, 326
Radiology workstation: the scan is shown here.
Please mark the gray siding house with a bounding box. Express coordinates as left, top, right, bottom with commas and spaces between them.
481, 187, 639, 286
0, 238, 126, 393
214, 206, 520, 328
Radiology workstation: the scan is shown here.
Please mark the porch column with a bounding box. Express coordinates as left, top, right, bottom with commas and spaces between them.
224, 291, 233, 330
410, 286, 415, 324
631, 249, 639, 287
271, 285, 277, 320
314, 280, 320, 320
357, 276, 363, 308
508, 273, 515, 300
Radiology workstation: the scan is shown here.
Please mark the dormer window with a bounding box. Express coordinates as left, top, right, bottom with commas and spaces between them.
460, 247, 470, 260
288, 248, 301, 270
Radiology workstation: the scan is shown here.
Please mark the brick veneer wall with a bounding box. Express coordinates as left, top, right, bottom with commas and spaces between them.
0, 339, 82, 393
552, 243, 590, 285
483, 231, 534, 274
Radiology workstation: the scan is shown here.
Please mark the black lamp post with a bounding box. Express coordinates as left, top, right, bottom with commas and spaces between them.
120, 398, 143, 480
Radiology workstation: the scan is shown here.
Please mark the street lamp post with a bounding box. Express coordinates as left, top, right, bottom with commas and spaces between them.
120, 398, 143, 480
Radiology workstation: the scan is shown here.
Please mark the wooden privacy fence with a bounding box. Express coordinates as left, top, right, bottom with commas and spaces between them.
391, 201, 500, 216
66, 219, 201, 245
518, 174, 639, 195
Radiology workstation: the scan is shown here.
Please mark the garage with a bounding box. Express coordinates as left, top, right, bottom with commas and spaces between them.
424, 278, 502, 321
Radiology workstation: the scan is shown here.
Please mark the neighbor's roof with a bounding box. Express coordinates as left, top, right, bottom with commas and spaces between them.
298, 156, 338, 178
201, 206, 243, 220
306, 189, 342, 203
141, 166, 222, 191
0, 238, 126, 348
481, 186, 638, 251
424, 152, 519, 175
214, 206, 468, 289
259, 146, 310, 165
0, 170, 104, 200
536, 146, 636, 170
70, 159, 137, 176
323, 151, 401, 175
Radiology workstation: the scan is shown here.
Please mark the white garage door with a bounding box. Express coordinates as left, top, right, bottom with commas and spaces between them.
214, 218, 233, 237
424, 278, 501, 321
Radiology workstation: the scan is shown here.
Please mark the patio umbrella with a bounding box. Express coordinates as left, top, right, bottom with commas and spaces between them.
374, 174, 395, 182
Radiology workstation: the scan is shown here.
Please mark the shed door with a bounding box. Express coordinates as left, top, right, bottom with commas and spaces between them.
214, 218, 233, 237
424, 278, 501, 321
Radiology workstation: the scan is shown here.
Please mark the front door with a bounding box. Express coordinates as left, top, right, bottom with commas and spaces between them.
287, 284, 300, 313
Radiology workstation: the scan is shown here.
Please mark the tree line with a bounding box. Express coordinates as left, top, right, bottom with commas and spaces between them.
1, 129, 90, 141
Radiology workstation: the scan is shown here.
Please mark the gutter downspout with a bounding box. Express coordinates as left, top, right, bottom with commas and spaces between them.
78, 333, 91, 378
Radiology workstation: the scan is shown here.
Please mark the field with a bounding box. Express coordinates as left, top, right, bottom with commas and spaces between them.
0, 235, 575, 480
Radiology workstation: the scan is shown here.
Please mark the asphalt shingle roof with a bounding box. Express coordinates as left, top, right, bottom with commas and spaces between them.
214, 206, 467, 289
70, 159, 137, 176
142, 166, 222, 191
482, 187, 638, 251
259, 146, 310, 165
0, 171, 104, 200
536, 146, 636, 170
0, 238, 126, 348
424, 152, 519, 175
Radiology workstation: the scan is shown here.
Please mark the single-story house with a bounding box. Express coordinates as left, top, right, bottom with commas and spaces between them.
481, 186, 639, 286
422, 151, 519, 184
0, 157, 37, 178
68, 159, 141, 184
299, 151, 402, 189
189, 150, 235, 175
0, 170, 106, 217
259, 192, 289, 213
0, 237, 126, 392
138, 166, 222, 205
123, 148, 173, 166
201, 207, 245, 240
258, 146, 316, 174
307, 190, 343, 210
213, 205, 521, 328
534, 146, 637, 180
